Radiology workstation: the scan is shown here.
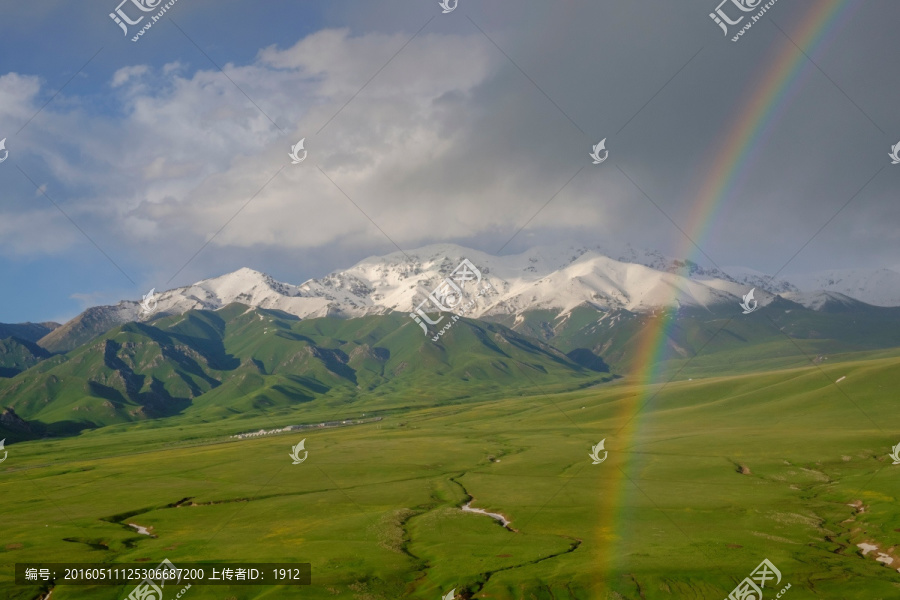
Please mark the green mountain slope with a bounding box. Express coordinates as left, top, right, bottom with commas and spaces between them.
0, 407, 42, 444
490, 298, 900, 378
0, 337, 51, 378
8, 294, 900, 439
37, 306, 132, 353
0, 322, 59, 343
0, 304, 606, 433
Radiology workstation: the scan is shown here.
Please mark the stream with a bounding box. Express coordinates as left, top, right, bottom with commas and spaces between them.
461, 500, 513, 529
128, 523, 153, 536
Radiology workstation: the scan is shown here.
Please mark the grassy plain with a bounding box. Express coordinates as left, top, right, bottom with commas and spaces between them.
2, 351, 900, 599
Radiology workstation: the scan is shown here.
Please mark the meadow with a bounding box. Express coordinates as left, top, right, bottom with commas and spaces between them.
2, 350, 900, 599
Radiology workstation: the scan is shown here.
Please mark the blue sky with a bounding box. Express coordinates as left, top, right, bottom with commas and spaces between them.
0, 0, 898, 323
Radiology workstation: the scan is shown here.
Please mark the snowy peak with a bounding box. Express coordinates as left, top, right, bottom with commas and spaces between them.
185, 267, 302, 306
790, 268, 900, 308
38, 244, 898, 353
293, 243, 772, 318
114, 242, 766, 326
127, 244, 863, 322
144, 268, 337, 321
716, 266, 798, 295
782, 290, 866, 312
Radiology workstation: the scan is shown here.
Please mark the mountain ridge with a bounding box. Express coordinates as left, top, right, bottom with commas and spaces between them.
33, 244, 899, 353
3, 304, 607, 434
0, 322, 60, 343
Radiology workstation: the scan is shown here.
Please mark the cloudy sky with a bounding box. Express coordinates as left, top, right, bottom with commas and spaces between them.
0, 0, 897, 322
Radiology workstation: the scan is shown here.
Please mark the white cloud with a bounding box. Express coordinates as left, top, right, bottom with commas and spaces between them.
0, 28, 637, 273
0, 73, 43, 122
111, 65, 149, 88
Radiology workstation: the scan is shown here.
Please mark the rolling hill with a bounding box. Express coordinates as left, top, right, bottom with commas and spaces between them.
1, 304, 607, 434
0, 337, 51, 378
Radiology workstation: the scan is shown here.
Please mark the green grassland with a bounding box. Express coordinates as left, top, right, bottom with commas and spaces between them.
2, 349, 900, 599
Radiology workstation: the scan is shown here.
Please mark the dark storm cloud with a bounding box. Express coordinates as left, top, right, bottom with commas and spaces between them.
0, 0, 897, 321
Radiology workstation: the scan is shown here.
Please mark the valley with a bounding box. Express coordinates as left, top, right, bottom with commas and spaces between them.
1, 350, 899, 599
1, 247, 899, 599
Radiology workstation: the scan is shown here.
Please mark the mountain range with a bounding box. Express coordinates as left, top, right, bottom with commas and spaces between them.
29, 244, 900, 354
0, 305, 608, 440
2, 244, 899, 441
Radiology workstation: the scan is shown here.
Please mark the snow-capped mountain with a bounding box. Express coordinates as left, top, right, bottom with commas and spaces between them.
35, 244, 894, 352
788, 268, 900, 308
716, 266, 798, 295
164, 244, 778, 320
779, 290, 865, 311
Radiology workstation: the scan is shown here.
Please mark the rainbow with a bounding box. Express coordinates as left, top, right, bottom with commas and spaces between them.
597, 0, 864, 594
